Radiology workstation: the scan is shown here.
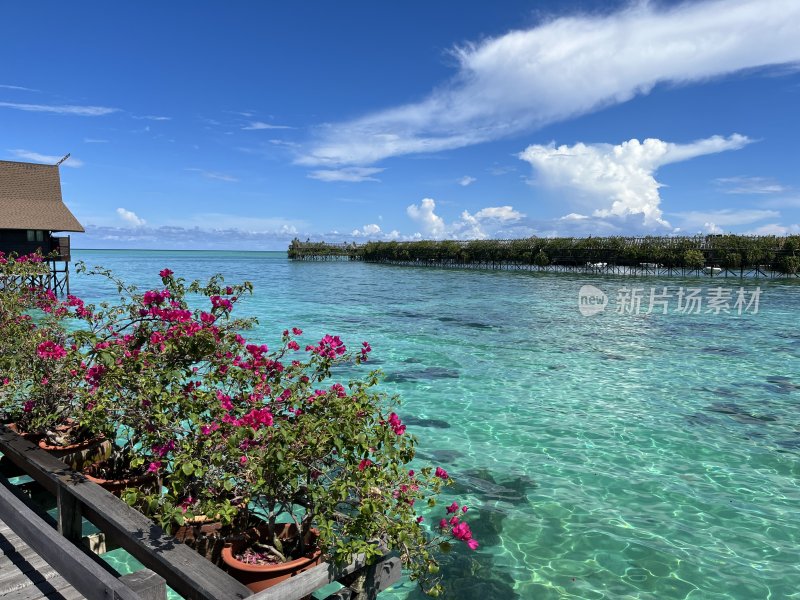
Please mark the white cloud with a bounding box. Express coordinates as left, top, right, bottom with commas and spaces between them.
0, 101, 118, 116
83, 138, 108, 143
116, 208, 146, 227
715, 176, 788, 194
185, 168, 239, 182
243, 121, 293, 130
297, 0, 800, 166
8, 149, 83, 167
744, 223, 800, 235
133, 115, 171, 121
407, 198, 447, 237
519, 135, 751, 228
0, 84, 38, 91
474, 206, 523, 221
350, 223, 401, 239
559, 213, 589, 221
307, 167, 384, 182
459, 175, 476, 187
406, 198, 526, 239
673, 208, 780, 230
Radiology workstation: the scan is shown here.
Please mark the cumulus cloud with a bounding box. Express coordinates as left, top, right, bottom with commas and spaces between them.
307, 167, 384, 182
518, 135, 751, 228
116, 208, 146, 227
0, 101, 118, 116
297, 0, 800, 166
406, 198, 525, 239
8, 149, 83, 167
458, 176, 476, 187
350, 223, 401, 239
473, 206, 523, 221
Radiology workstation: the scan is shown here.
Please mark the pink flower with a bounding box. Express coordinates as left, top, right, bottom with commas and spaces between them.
210, 296, 233, 311
439, 518, 448, 530
446, 502, 459, 514
287, 340, 299, 351
147, 461, 161, 473
217, 390, 234, 411
358, 459, 372, 471
36, 340, 67, 360
467, 539, 479, 550
239, 455, 248, 465
388, 412, 406, 435
159, 268, 173, 278
292, 327, 303, 335
416, 516, 424, 523
462, 505, 469, 513
435, 467, 449, 480
23, 400, 35, 413
451, 521, 473, 542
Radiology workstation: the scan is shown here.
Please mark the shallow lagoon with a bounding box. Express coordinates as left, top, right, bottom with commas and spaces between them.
73, 249, 800, 599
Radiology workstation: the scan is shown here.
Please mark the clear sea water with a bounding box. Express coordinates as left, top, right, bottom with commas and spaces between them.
70, 249, 800, 600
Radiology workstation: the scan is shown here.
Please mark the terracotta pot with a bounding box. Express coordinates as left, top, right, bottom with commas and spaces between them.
82, 464, 157, 496
3, 422, 44, 442
174, 517, 232, 567
38, 436, 112, 470
221, 523, 322, 592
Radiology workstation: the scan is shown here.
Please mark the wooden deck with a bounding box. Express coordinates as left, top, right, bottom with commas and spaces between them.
0, 426, 401, 600
0, 516, 83, 600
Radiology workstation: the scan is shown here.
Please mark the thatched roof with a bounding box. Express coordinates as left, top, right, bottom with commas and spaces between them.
0, 160, 84, 232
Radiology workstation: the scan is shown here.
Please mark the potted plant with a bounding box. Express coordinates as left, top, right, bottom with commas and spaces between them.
1, 260, 479, 596
0, 252, 111, 468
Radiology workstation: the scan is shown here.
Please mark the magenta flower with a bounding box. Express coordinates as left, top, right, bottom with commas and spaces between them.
446, 502, 459, 514
159, 268, 173, 278
147, 461, 161, 473
36, 340, 67, 360
358, 458, 372, 471
388, 412, 406, 435
467, 539, 479, 550
435, 467, 449, 480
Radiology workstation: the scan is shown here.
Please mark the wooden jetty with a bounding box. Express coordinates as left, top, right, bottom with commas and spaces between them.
288, 236, 800, 279
0, 426, 400, 600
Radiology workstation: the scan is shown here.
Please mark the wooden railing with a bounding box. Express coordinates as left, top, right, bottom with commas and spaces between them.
0, 426, 401, 600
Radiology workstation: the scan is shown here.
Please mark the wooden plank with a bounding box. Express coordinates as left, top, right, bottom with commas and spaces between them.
249, 553, 400, 600
57, 486, 82, 542
120, 571, 167, 600
0, 481, 141, 600
0, 426, 253, 600
1, 574, 79, 600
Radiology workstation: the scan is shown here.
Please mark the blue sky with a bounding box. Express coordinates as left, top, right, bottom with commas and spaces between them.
2, 0, 800, 249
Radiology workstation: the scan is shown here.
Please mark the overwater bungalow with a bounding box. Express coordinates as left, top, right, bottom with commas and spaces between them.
0, 159, 84, 292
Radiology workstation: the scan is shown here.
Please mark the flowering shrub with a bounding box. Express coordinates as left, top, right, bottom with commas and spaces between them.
0, 256, 477, 596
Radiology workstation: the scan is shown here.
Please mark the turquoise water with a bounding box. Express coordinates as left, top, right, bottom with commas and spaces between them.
71, 249, 800, 600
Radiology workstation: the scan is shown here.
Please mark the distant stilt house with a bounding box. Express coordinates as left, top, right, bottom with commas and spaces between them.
0, 160, 84, 294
